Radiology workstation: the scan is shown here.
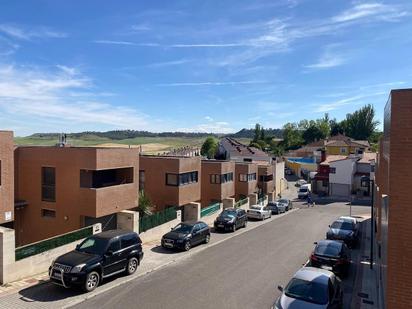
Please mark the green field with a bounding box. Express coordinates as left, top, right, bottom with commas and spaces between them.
14, 135, 251, 153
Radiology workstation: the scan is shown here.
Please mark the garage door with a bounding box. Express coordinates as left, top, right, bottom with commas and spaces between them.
330, 183, 350, 197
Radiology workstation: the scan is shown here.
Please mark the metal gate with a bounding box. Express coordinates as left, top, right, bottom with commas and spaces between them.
84, 214, 117, 231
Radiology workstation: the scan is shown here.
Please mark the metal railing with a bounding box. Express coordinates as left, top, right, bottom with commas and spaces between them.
200, 203, 221, 217
15, 225, 94, 261
139, 207, 177, 233
234, 198, 248, 208
258, 196, 268, 205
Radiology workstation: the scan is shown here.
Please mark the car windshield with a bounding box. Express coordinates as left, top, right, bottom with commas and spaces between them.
331, 221, 354, 230
172, 223, 193, 233
315, 243, 341, 257
284, 278, 328, 305
299, 188, 308, 192
251, 206, 262, 210
221, 210, 236, 218
76, 237, 108, 255
279, 199, 288, 204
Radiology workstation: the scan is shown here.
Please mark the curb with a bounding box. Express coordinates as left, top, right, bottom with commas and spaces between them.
62, 208, 299, 308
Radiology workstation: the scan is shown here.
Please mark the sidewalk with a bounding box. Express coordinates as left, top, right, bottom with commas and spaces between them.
351, 216, 381, 309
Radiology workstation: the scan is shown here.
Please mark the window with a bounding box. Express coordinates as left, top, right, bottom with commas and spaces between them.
166, 171, 198, 186
121, 234, 139, 248
80, 167, 134, 189
108, 239, 121, 252
211, 172, 233, 184
340, 147, 347, 154
41, 208, 56, 218
322, 180, 328, 187
371, 165, 375, 172
259, 174, 273, 182
330, 167, 336, 174
42, 167, 56, 202
239, 173, 256, 182
139, 170, 145, 191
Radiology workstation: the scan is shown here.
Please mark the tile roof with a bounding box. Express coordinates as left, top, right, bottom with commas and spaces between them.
320, 155, 348, 165
357, 152, 376, 163
220, 137, 269, 157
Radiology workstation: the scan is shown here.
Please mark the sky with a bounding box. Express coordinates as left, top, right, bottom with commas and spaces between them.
0, 0, 411, 136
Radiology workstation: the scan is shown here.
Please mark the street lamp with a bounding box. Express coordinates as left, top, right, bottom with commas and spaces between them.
361, 175, 375, 270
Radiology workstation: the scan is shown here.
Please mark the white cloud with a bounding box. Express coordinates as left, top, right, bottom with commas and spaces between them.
313, 92, 386, 112
332, 3, 407, 23
0, 64, 150, 134
0, 24, 67, 40
177, 120, 234, 134
204, 116, 214, 121
146, 59, 193, 68
304, 45, 347, 70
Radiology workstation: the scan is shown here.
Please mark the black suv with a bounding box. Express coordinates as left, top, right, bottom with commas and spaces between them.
214, 208, 247, 232
49, 230, 143, 292
161, 221, 210, 251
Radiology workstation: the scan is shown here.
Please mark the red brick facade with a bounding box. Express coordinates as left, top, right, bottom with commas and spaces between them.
375, 89, 412, 309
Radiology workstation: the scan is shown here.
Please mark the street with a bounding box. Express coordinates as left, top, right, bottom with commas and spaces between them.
73, 202, 370, 309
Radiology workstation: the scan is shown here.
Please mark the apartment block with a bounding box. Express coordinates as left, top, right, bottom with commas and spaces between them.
14, 146, 139, 245
139, 155, 201, 211
0, 131, 14, 225
201, 160, 235, 207
375, 89, 412, 309
234, 162, 258, 200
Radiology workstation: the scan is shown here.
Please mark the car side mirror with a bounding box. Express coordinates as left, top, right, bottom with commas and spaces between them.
75, 244, 80, 250
313, 242, 318, 245
277, 285, 283, 292
328, 225, 331, 228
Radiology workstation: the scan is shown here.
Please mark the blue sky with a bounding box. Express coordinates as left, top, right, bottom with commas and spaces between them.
0, 0, 411, 136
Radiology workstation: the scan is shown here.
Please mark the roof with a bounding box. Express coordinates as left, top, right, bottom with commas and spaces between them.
293, 267, 333, 284
220, 137, 270, 158
325, 134, 370, 148
95, 230, 135, 239
320, 155, 348, 165
357, 152, 376, 163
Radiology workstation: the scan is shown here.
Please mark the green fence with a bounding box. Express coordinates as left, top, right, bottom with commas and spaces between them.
15, 225, 94, 261
234, 198, 248, 208
201, 203, 221, 217
139, 207, 177, 233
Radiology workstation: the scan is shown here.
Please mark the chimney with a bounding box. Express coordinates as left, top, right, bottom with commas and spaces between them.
321, 149, 326, 162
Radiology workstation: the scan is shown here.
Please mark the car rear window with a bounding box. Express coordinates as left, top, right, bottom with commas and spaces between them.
331, 221, 353, 230
121, 234, 139, 248
299, 188, 308, 192
315, 243, 342, 257
284, 278, 328, 305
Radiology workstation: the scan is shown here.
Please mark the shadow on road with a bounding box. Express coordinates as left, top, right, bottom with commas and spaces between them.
18, 282, 81, 303
150, 245, 180, 254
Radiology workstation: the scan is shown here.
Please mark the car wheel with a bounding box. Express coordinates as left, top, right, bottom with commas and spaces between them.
83, 271, 100, 292
126, 257, 139, 275
184, 240, 191, 251
204, 234, 210, 244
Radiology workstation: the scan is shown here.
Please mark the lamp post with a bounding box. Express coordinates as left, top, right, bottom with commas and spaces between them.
361, 176, 374, 270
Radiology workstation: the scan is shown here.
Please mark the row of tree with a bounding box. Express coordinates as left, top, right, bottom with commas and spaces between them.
249, 104, 380, 155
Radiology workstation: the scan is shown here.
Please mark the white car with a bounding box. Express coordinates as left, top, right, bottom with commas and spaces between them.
273, 267, 343, 309
247, 205, 272, 220
295, 179, 307, 187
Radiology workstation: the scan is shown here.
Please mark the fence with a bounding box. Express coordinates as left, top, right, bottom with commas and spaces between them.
139, 207, 177, 233
234, 198, 248, 208
15, 225, 94, 261
200, 203, 221, 217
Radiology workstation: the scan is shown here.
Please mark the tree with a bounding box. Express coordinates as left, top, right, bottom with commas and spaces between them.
249, 142, 262, 150
260, 126, 265, 141
329, 118, 345, 136
302, 124, 324, 144
344, 104, 379, 140
201, 137, 218, 159
281, 123, 304, 150
253, 123, 262, 142
137, 191, 153, 217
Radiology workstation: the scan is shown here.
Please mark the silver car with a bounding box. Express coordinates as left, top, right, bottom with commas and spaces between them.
247, 205, 272, 220
273, 267, 343, 309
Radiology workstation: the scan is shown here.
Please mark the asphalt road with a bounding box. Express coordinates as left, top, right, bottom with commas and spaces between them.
73, 202, 369, 309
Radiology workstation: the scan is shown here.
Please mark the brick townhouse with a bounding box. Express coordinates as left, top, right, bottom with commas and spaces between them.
375, 88, 412, 309
14, 145, 139, 246
0, 131, 14, 226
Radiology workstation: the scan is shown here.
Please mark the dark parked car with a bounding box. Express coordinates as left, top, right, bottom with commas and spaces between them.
49, 230, 143, 292
310, 240, 351, 277
266, 202, 286, 214
326, 220, 357, 248
162, 221, 210, 251
214, 208, 247, 232
274, 267, 343, 309
278, 198, 293, 211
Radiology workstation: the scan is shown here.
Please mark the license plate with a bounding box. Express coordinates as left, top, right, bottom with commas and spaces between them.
321, 265, 333, 271
218, 224, 224, 228
52, 271, 62, 279
164, 242, 173, 248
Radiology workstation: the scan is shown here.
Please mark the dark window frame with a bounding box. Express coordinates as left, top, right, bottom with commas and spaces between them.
41, 166, 56, 202
329, 167, 336, 174
166, 171, 199, 186
41, 208, 56, 218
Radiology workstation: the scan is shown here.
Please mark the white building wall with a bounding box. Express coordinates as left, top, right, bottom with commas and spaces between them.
329, 159, 356, 185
